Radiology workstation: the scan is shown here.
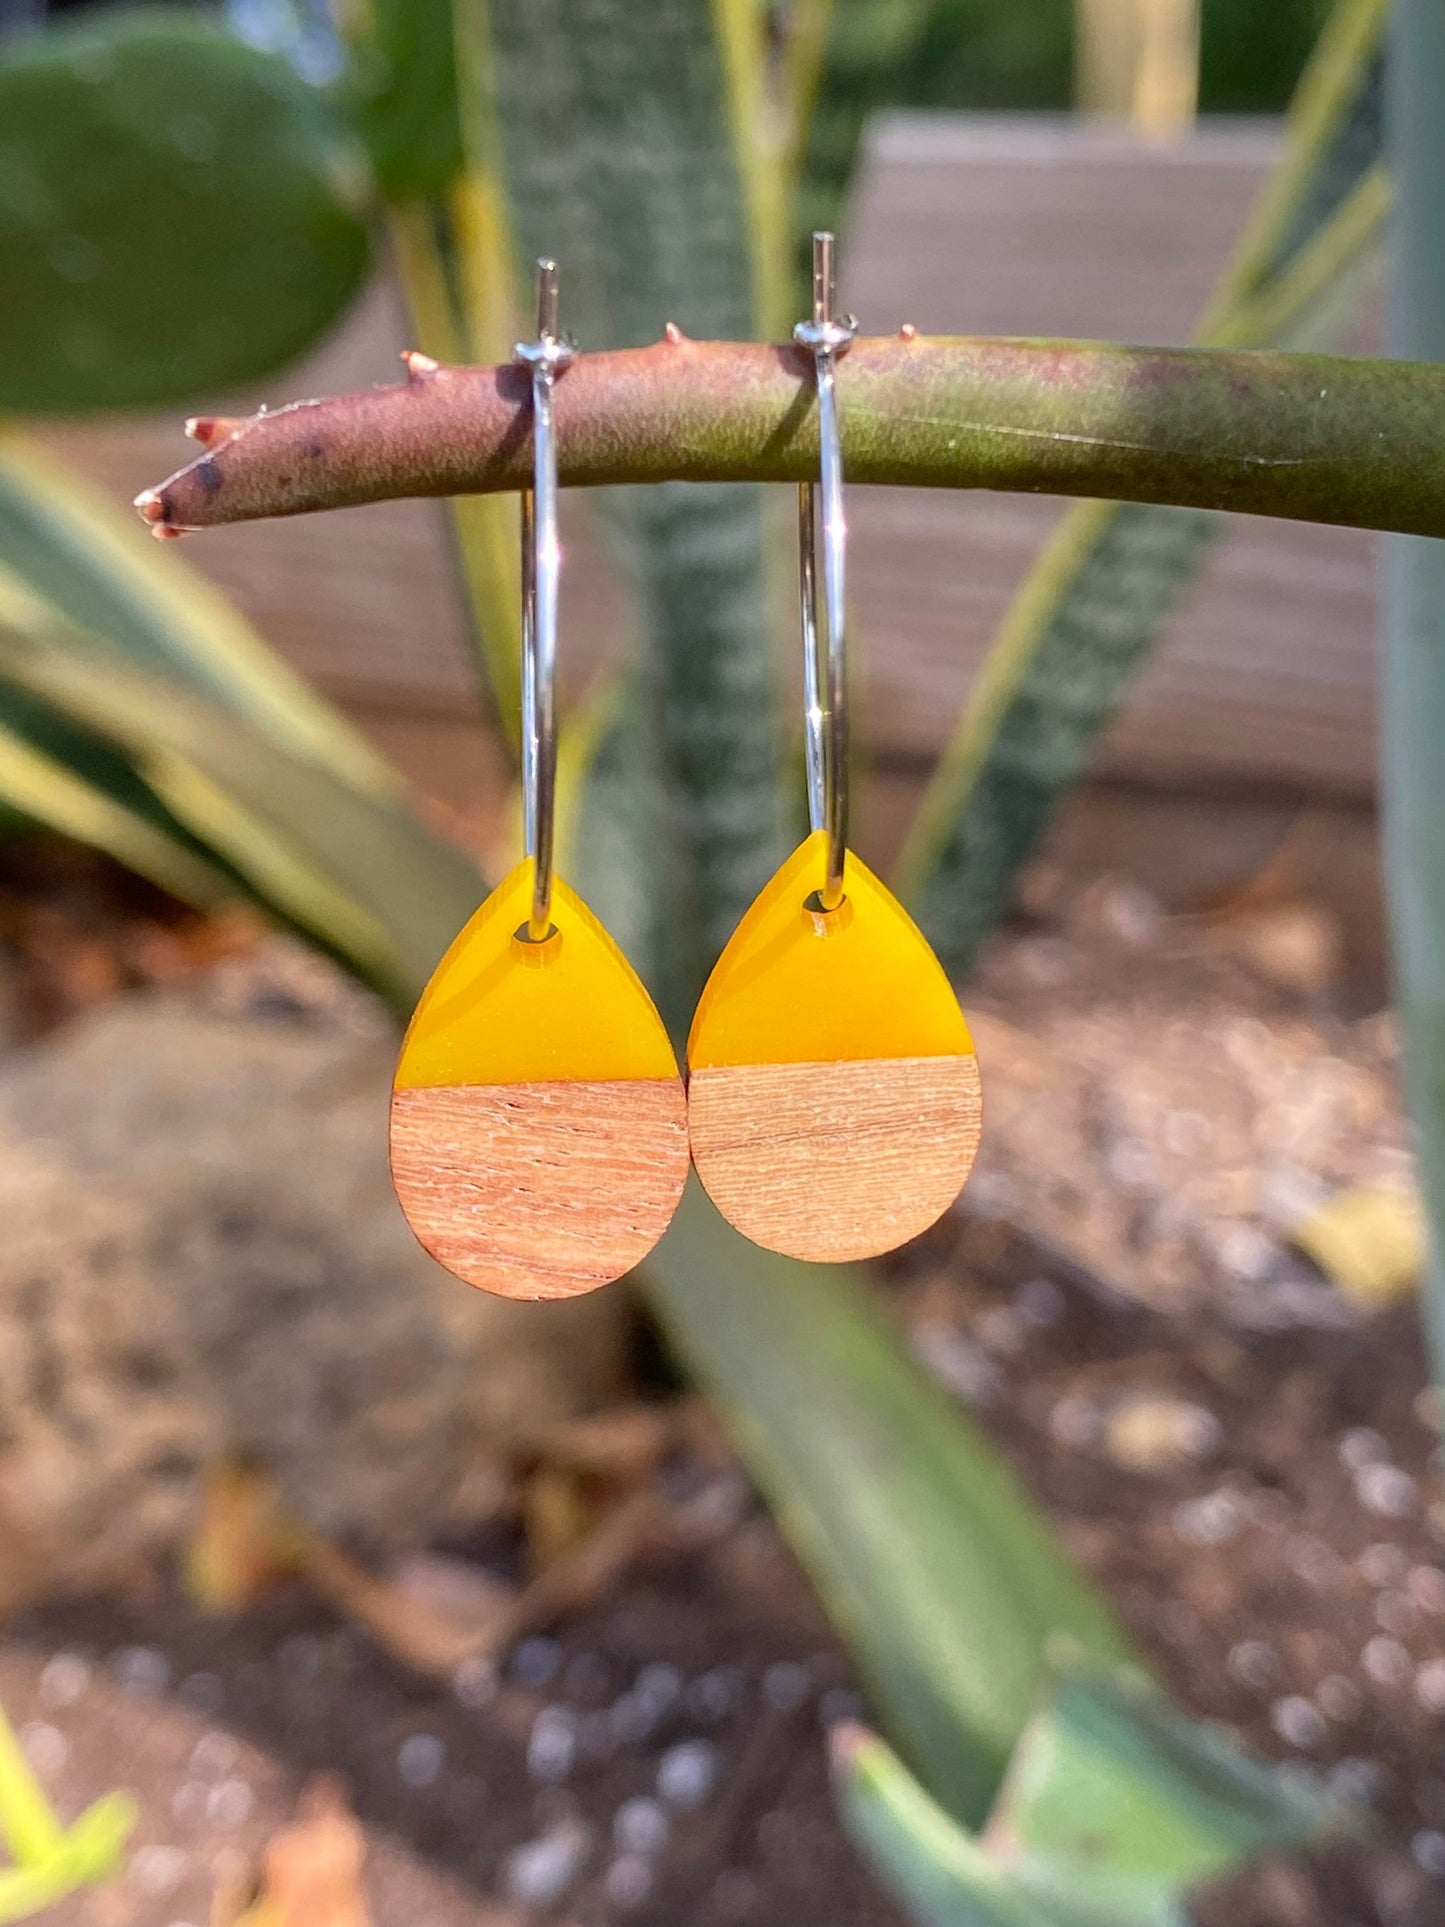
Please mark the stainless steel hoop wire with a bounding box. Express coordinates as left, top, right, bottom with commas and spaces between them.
515, 258, 574, 940
793, 232, 857, 912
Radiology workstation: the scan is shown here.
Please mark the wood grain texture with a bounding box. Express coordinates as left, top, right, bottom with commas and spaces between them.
390, 1079, 688, 1299
687, 1054, 982, 1262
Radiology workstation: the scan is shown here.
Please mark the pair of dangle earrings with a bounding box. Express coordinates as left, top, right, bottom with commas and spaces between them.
390, 242, 982, 1300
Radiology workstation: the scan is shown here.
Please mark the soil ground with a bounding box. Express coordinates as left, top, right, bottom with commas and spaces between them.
1, 838, 1442, 1927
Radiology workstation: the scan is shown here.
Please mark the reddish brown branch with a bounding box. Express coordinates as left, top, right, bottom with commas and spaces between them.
137, 332, 1445, 539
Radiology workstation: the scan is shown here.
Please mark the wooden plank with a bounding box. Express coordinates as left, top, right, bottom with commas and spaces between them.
842, 115, 1381, 798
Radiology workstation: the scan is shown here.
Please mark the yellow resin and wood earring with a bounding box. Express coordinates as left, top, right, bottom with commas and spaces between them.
687, 235, 981, 1263
390, 262, 689, 1299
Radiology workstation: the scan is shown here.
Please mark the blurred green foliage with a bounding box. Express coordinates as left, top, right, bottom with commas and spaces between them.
834, 1667, 1331, 1927
0, 1700, 135, 1920
871, 0, 1331, 114
0, 9, 371, 411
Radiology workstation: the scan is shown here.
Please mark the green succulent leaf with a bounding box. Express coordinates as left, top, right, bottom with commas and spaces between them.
834, 1669, 1331, 1927
0, 601, 482, 1005
1385, 0, 1445, 1391
0, 1698, 134, 1922
645, 1182, 1132, 1828
0, 9, 372, 413
897, 0, 1390, 971
350, 0, 463, 200
0, 434, 399, 795
787, 0, 949, 296
455, 0, 788, 998
0, 702, 231, 909
0, 1792, 137, 1923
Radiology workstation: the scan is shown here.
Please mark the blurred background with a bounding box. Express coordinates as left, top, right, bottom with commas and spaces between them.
0, 2, 1440, 1925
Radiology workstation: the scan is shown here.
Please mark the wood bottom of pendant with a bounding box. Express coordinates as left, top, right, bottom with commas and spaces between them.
687, 1054, 981, 1262
389, 1078, 689, 1299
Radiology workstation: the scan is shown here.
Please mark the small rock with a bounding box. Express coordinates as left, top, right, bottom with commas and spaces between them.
502, 1820, 590, 1908
1271, 1696, 1325, 1750
1359, 1542, 1408, 1586
20, 1722, 67, 1777
113, 1645, 171, 1698
453, 1657, 498, 1709
1376, 1591, 1419, 1638
394, 1552, 511, 1633
605, 1855, 654, 1909
1362, 1636, 1412, 1688
614, 1797, 670, 1856
1340, 1427, 1389, 1471
1104, 1394, 1221, 1473
761, 1661, 810, 1712
397, 1733, 445, 1789
1048, 1396, 1100, 1449
1227, 903, 1340, 998
658, 1739, 719, 1811
38, 1651, 92, 1710
1416, 1659, 1445, 1713
129, 1844, 188, 1896
190, 1732, 240, 1781
974, 1307, 1026, 1356
687, 1667, 742, 1723
1013, 1278, 1064, 1327
1329, 1757, 1388, 1809
913, 1324, 1001, 1405
1228, 1641, 1279, 1690
633, 1662, 682, 1712
1357, 1464, 1417, 1518
1285, 1534, 1343, 1586
1173, 1490, 1242, 1546
609, 1692, 660, 1749
1317, 1674, 1364, 1722
510, 1636, 562, 1689
206, 1779, 254, 1828
527, 1706, 577, 1784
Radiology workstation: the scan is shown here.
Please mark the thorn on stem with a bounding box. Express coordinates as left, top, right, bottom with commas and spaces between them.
664, 322, 687, 345
402, 349, 440, 379
899, 323, 918, 341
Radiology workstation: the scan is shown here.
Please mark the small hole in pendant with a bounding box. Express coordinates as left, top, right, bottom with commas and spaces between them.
802, 890, 852, 935
512, 921, 561, 965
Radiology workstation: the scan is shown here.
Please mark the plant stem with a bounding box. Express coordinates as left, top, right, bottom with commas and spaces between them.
141, 334, 1445, 541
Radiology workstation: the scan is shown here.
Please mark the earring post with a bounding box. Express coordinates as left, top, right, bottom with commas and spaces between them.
515, 258, 574, 940
535, 257, 560, 344
795, 232, 856, 911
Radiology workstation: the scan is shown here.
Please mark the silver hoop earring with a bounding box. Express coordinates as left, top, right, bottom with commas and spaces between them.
687, 234, 983, 1264
390, 260, 689, 1301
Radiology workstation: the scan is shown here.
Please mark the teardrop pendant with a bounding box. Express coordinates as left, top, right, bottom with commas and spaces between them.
687, 831, 980, 1262
391, 858, 689, 1299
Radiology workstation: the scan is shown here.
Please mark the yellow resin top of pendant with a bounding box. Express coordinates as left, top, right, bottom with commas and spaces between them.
395, 858, 677, 1088
687, 831, 973, 1070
